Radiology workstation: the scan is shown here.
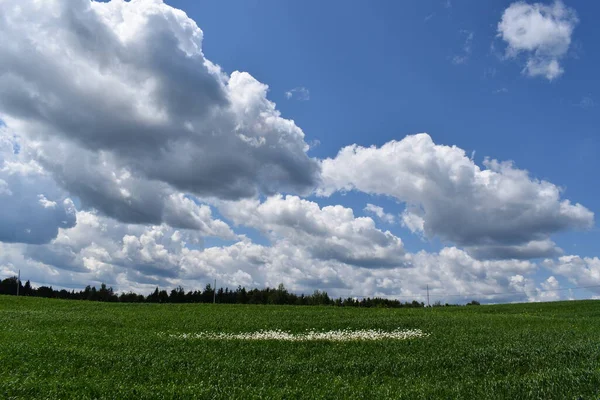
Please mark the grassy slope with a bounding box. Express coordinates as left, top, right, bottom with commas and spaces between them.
0, 296, 599, 399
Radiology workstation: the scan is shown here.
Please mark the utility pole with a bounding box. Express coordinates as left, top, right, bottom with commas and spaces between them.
426, 284, 430, 307
213, 279, 216, 304
16, 270, 20, 296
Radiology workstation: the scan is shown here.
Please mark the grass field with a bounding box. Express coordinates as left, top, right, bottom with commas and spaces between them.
1, 296, 599, 399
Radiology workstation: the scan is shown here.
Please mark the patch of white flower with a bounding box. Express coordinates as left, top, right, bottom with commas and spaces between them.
164, 328, 429, 341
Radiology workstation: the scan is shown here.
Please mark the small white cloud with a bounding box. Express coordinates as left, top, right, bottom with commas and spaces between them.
401, 209, 425, 234
452, 55, 468, 65
308, 139, 321, 149
535, 275, 561, 301
576, 96, 595, 109
38, 194, 57, 209
452, 30, 474, 65
285, 87, 310, 101
526, 58, 563, 80
424, 13, 434, 22
364, 203, 395, 224
493, 87, 509, 94
497, 0, 578, 80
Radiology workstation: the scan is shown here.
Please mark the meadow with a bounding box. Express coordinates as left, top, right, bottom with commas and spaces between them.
1, 296, 599, 399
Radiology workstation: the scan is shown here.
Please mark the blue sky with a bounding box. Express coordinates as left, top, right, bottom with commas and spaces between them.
181, 0, 600, 256
0, 0, 599, 303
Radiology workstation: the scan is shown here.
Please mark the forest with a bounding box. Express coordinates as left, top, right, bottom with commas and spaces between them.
0, 276, 436, 308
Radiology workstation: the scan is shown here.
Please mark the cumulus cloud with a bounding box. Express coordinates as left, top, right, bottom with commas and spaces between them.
544, 255, 600, 294
364, 203, 395, 224
0, 0, 319, 227
497, 0, 578, 80
404, 246, 537, 302
505, 274, 557, 302
217, 195, 406, 268
319, 133, 593, 259
0, 188, 573, 303
174, 243, 542, 303
0, 206, 353, 294
2, 208, 550, 303
1, 125, 237, 244
537, 275, 561, 301
12, 208, 238, 289
285, 87, 310, 101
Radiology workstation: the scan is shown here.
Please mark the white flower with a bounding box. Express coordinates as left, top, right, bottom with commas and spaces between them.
165, 328, 430, 341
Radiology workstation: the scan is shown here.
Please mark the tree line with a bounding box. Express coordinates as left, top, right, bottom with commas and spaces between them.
0, 276, 440, 308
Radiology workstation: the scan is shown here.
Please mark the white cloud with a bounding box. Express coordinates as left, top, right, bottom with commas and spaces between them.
318, 133, 593, 260
12, 207, 236, 289
285, 87, 310, 101
364, 203, 395, 224
497, 0, 578, 80
37, 195, 57, 209
544, 255, 600, 294
452, 30, 474, 65
0, 191, 578, 304
0, 130, 76, 244
451, 56, 468, 66
217, 195, 406, 268
401, 208, 425, 234
1, 127, 237, 242
405, 247, 537, 303
537, 275, 561, 301
576, 96, 595, 109
0, 0, 319, 228
1, 207, 550, 303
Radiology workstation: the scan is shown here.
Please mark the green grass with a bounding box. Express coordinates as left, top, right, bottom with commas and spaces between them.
1, 296, 600, 399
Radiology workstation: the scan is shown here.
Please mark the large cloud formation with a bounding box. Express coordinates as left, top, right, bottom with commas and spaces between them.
0, 0, 319, 226
319, 133, 593, 260
0, 208, 548, 303
0, 127, 235, 243
497, 0, 578, 80
0, 0, 595, 303
15, 209, 240, 287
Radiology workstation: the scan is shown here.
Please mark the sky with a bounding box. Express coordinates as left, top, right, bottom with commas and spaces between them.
0, 0, 599, 304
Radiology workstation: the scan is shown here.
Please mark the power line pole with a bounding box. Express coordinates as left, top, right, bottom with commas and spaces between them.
426, 284, 430, 307
213, 279, 216, 304
16, 269, 20, 296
